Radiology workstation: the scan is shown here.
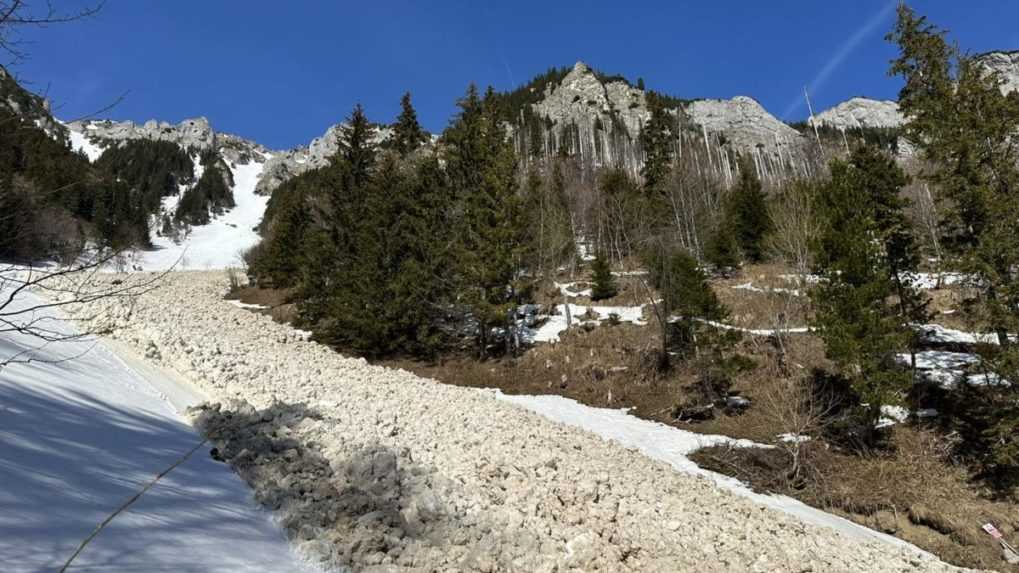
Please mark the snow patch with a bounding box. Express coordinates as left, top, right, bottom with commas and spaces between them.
125, 160, 267, 271
528, 303, 646, 343
67, 129, 106, 162
494, 391, 930, 553
732, 281, 804, 297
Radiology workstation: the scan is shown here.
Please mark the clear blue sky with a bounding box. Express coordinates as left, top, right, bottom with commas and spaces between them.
10, 1, 1019, 150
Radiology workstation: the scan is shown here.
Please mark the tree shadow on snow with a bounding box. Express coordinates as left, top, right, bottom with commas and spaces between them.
0, 380, 304, 572
191, 400, 463, 569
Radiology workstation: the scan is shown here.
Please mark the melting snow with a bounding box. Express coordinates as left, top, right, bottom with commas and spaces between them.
732, 281, 804, 297
493, 391, 931, 553
555, 281, 592, 298
528, 303, 646, 343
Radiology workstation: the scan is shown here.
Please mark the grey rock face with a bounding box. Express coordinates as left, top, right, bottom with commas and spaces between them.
524, 61, 808, 176
975, 51, 1019, 95
685, 96, 804, 153
810, 97, 904, 130
255, 124, 394, 195
532, 61, 649, 140
66, 117, 270, 165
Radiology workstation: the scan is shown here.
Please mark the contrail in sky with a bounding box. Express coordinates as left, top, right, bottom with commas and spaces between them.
782, 1, 898, 119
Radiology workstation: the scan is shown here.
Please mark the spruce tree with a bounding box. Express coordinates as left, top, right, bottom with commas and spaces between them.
889, 4, 1019, 480
392, 91, 427, 156
590, 253, 617, 301
444, 84, 529, 356
705, 219, 740, 272
729, 160, 771, 263
639, 93, 675, 191
644, 245, 739, 379
810, 150, 914, 447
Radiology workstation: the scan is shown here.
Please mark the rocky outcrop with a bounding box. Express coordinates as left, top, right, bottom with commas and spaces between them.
255, 123, 395, 195
975, 51, 1019, 94
507, 62, 818, 183
66, 117, 270, 165
54, 271, 975, 573
532, 61, 648, 140
685, 96, 804, 152
810, 97, 904, 130
0, 64, 66, 140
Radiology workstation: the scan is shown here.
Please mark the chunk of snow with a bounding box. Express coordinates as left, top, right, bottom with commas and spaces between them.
777, 433, 811, 444
907, 272, 968, 290
692, 318, 811, 336
876, 405, 909, 429
917, 323, 1003, 345
555, 281, 592, 298
526, 303, 646, 343
228, 299, 267, 310
905, 350, 980, 371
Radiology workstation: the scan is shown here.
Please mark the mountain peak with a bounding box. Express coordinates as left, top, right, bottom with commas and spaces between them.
572, 61, 591, 74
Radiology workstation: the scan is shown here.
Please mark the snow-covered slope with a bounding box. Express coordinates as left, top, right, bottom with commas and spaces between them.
127, 157, 269, 271
0, 291, 314, 572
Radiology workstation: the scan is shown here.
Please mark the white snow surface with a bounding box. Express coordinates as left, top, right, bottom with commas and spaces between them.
125, 160, 267, 271
494, 392, 929, 554
67, 129, 106, 162
554, 281, 593, 298
0, 292, 313, 572
732, 281, 804, 297
529, 303, 646, 343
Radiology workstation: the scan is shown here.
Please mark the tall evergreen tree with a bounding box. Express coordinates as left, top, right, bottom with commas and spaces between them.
444, 84, 529, 356
810, 150, 915, 447
728, 160, 771, 262
392, 92, 427, 156
889, 4, 1019, 481
639, 93, 675, 191
644, 245, 738, 376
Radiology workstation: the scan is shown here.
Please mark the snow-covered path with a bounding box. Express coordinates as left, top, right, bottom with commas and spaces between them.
0, 293, 313, 572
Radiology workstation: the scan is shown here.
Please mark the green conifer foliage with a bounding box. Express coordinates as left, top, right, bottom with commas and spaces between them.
645, 246, 732, 366
889, 5, 1019, 481
810, 149, 916, 446
728, 160, 771, 262
590, 253, 617, 301
392, 92, 427, 156
444, 84, 530, 355
639, 93, 675, 191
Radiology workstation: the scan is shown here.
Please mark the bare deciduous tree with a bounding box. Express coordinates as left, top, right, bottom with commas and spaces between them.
0, 0, 103, 62
0, 248, 171, 369
767, 179, 820, 277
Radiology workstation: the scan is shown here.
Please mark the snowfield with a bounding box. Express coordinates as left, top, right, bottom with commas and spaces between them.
124, 159, 269, 271
44, 271, 976, 572
0, 290, 315, 572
